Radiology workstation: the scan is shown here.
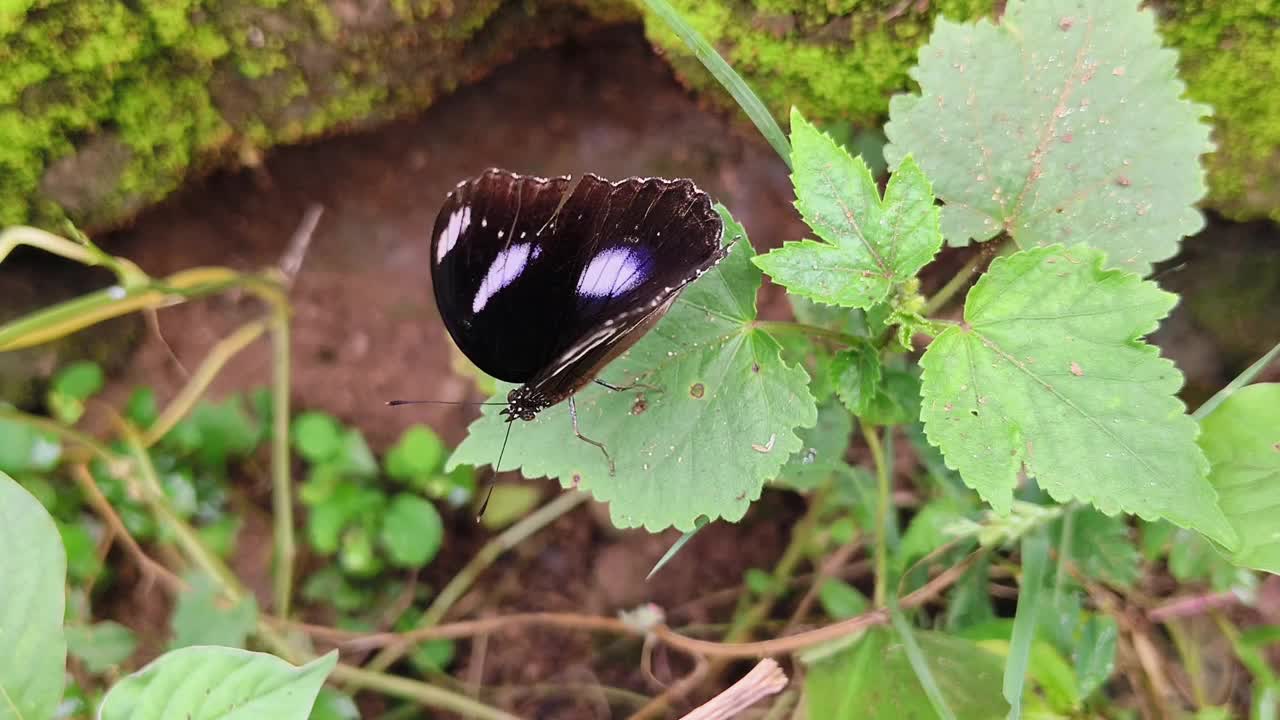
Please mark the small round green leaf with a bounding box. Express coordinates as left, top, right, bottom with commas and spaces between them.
385, 425, 446, 481
291, 411, 343, 464
379, 493, 444, 568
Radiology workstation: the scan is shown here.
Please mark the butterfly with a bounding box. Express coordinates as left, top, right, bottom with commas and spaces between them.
418, 168, 728, 479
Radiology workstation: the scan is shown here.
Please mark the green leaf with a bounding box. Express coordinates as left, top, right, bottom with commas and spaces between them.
817, 579, 868, 620
1056, 507, 1140, 589
1006, 532, 1050, 719
831, 342, 882, 417
60, 520, 105, 583
378, 494, 444, 568
97, 647, 336, 720
775, 401, 852, 491
919, 245, 1235, 546
48, 360, 105, 423
337, 429, 378, 479
339, 525, 383, 578
125, 387, 159, 428
1198, 383, 1280, 573
291, 411, 344, 465
449, 208, 818, 531
477, 484, 540, 530
305, 482, 385, 556
755, 110, 941, 309
385, 425, 446, 483
1074, 614, 1118, 701
861, 367, 921, 427
170, 573, 259, 650
0, 414, 62, 475
897, 497, 969, 573
407, 639, 455, 675
0, 471, 67, 719
804, 626, 1007, 719
308, 688, 360, 720
66, 621, 137, 675
884, 0, 1212, 274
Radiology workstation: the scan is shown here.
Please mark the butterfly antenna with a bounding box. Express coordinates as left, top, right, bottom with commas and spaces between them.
386, 399, 506, 407
476, 418, 515, 521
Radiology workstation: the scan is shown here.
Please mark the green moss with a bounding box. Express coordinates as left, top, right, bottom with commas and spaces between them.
644, 0, 993, 125
1161, 0, 1280, 222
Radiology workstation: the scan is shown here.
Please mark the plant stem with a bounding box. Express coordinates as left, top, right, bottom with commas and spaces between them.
1052, 504, 1076, 610
269, 307, 295, 618
752, 320, 862, 348
328, 665, 521, 720
142, 319, 269, 446
920, 239, 1016, 319
862, 423, 891, 607
359, 490, 590, 677
0, 225, 147, 285
639, 0, 791, 168
1193, 338, 1280, 420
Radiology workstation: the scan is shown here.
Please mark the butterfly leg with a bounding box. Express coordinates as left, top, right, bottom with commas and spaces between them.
568, 395, 615, 475
594, 378, 662, 393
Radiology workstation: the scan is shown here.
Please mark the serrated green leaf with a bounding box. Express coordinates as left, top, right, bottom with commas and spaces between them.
66, 621, 137, 675
449, 208, 817, 531
775, 402, 851, 491
919, 245, 1234, 546
170, 573, 259, 650
755, 110, 941, 309
804, 626, 1007, 719
0, 471, 67, 720
1198, 383, 1280, 573
884, 0, 1212, 273
97, 647, 336, 720
292, 411, 343, 464
379, 494, 444, 568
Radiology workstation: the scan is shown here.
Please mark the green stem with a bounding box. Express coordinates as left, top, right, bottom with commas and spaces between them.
359, 491, 591, 677
638, 0, 791, 168
328, 665, 521, 720
862, 423, 890, 607
920, 239, 1016, 319
752, 320, 862, 348
269, 307, 295, 618
142, 319, 269, 446
0, 225, 147, 286
725, 484, 829, 642
1052, 504, 1076, 610
1193, 338, 1280, 420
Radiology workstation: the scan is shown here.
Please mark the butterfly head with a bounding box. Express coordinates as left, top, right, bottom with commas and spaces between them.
500, 386, 548, 422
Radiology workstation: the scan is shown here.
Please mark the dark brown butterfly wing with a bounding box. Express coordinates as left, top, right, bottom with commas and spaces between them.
430, 169, 726, 400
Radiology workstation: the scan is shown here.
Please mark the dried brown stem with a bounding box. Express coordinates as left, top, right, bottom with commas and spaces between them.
678, 659, 787, 720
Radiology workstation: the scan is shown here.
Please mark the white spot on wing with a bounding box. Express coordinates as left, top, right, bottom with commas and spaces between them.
576, 247, 647, 299
436, 206, 470, 263
472, 242, 533, 313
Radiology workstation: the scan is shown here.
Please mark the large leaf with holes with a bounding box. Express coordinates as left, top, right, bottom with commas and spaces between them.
0, 471, 66, 720
449, 208, 817, 531
1199, 384, 1280, 572
754, 109, 941, 308
804, 627, 1007, 719
919, 245, 1235, 547
97, 647, 335, 720
884, 0, 1212, 274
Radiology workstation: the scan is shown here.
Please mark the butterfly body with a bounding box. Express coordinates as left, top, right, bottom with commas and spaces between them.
430, 168, 727, 430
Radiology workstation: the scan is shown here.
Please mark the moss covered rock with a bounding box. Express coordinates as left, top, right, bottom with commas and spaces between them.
636, 0, 1280, 223
0, 0, 608, 230
1, 0, 1277, 230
